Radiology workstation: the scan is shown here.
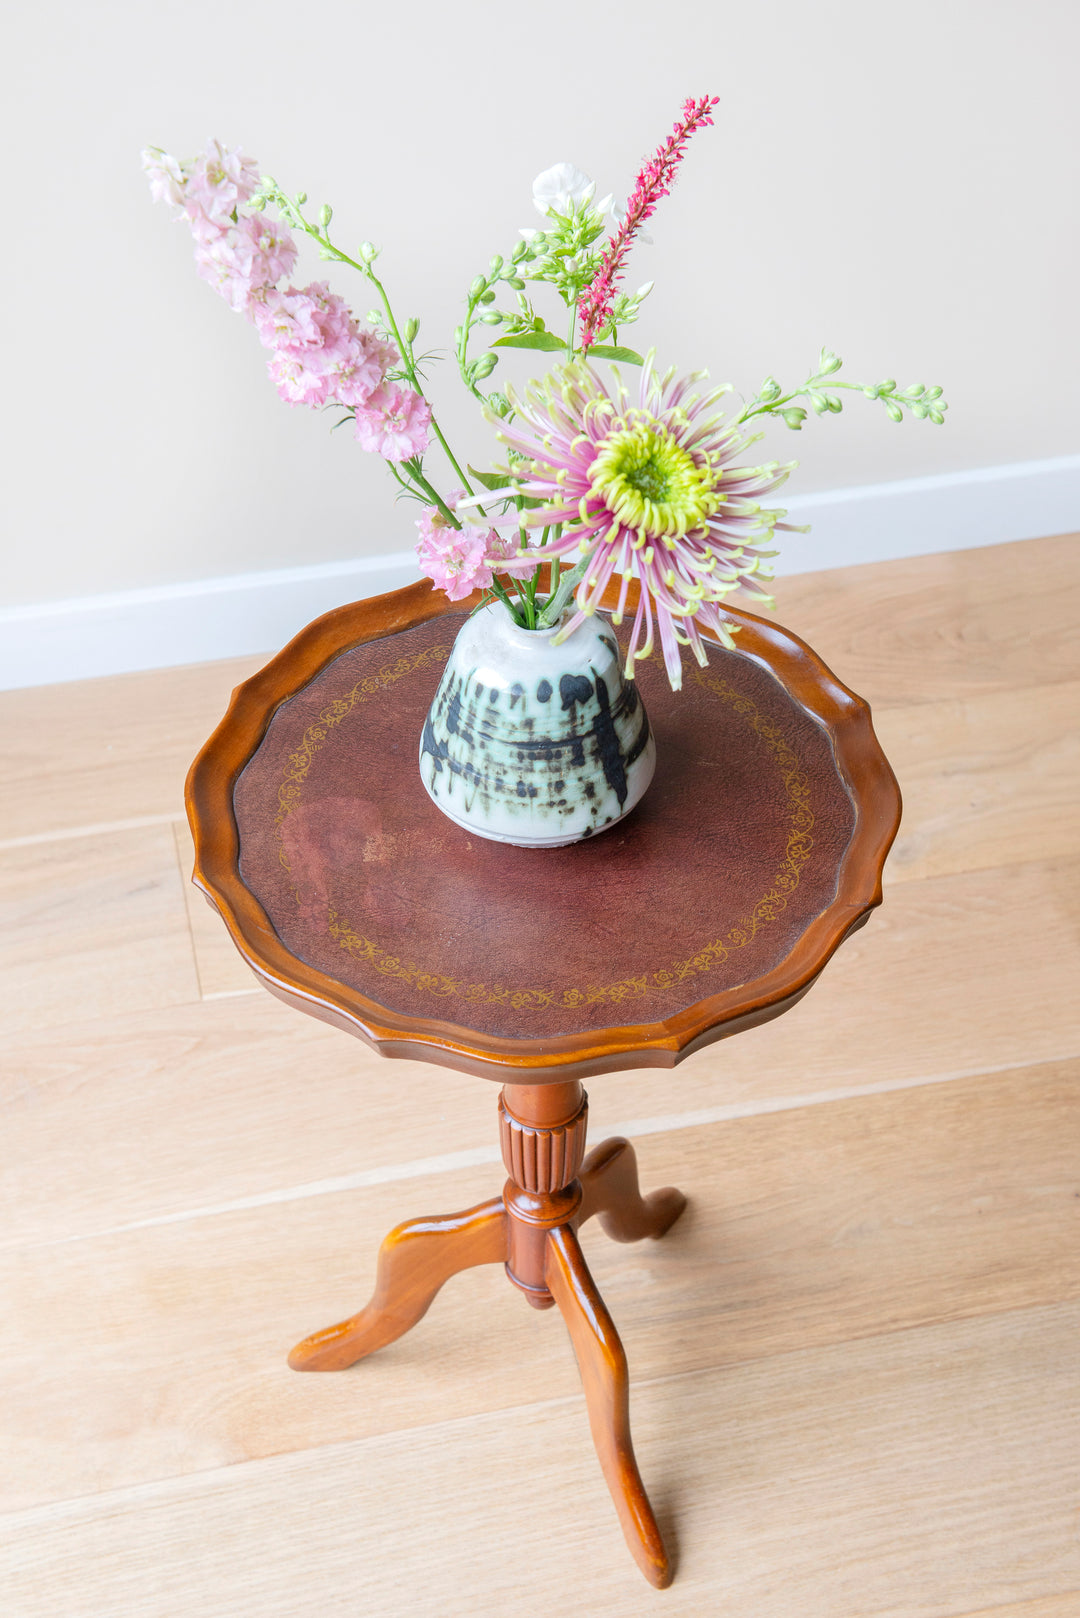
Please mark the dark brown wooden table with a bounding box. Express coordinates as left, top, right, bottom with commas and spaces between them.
187, 581, 900, 1589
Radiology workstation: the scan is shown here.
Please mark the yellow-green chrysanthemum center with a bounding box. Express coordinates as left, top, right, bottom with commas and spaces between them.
588, 423, 719, 539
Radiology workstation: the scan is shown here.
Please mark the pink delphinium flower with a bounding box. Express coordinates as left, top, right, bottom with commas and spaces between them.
354, 383, 431, 461
485, 355, 799, 689
415, 495, 513, 601
265, 348, 336, 407
184, 138, 260, 234
141, 147, 187, 213
256, 282, 395, 409
233, 213, 298, 288
577, 95, 719, 350
193, 233, 257, 311
193, 215, 299, 312
328, 332, 399, 408
250, 284, 324, 349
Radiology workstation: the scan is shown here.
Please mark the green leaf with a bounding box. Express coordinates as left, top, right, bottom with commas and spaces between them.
583, 344, 646, 365
466, 466, 514, 492
491, 331, 569, 353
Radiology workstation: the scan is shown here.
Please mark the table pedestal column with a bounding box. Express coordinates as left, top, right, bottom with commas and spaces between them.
500, 1080, 588, 1309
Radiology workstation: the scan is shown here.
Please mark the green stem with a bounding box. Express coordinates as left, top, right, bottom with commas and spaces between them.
401, 460, 460, 527
487, 574, 525, 625
365, 267, 478, 498
736, 385, 807, 425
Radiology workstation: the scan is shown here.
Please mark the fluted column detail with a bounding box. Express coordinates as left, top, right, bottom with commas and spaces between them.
499, 1091, 589, 1194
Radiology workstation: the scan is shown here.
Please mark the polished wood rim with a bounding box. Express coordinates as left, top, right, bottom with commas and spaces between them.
186, 581, 901, 1082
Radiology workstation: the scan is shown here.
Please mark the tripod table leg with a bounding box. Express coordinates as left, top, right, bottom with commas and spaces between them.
545, 1222, 672, 1590
288, 1195, 508, 1372
578, 1136, 687, 1243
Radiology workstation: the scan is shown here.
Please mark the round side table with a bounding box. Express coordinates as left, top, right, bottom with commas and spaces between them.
186, 582, 900, 1589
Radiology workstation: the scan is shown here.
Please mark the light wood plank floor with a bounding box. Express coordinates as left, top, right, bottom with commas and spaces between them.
2, 534, 1078, 1617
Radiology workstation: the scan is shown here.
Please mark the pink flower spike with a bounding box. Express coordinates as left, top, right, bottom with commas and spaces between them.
578, 94, 720, 350
354, 384, 432, 461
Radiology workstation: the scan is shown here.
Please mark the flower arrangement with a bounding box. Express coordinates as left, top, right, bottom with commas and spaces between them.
143, 98, 946, 690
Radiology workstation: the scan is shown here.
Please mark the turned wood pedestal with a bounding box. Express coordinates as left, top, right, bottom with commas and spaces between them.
186, 581, 900, 1589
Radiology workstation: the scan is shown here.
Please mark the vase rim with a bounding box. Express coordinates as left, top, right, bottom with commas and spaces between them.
478, 596, 570, 642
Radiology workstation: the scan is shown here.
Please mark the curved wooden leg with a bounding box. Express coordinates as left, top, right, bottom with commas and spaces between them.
545, 1223, 672, 1590
288, 1196, 507, 1372
578, 1136, 687, 1243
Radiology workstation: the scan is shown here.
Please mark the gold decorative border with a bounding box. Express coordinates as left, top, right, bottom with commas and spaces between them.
269, 645, 815, 1010
273, 645, 450, 867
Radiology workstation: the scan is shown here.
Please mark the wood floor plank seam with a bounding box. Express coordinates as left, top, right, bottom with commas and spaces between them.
2, 1297, 1074, 1532
0, 811, 184, 852
10, 1054, 1080, 1255
12, 1051, 1078, 1254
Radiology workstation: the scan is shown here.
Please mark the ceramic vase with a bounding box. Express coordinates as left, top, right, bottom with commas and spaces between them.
420, 600, 656, 848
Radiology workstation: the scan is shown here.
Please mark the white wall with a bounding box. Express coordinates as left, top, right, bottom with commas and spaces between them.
5, 0, 1079, 622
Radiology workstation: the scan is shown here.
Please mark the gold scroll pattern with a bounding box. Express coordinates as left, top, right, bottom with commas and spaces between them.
271, 658, 816, 1011
273, 646, 451, 867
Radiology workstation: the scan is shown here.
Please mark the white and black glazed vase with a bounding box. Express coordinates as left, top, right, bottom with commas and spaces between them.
420, 599, 656, 848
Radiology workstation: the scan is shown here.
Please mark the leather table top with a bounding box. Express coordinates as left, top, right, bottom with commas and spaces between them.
231, 611, 858, 1044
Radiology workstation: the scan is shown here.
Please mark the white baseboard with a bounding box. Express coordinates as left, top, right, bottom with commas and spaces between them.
2, 455, 1077, 691
776, 453, 1080, 573
0, 553, 420, 692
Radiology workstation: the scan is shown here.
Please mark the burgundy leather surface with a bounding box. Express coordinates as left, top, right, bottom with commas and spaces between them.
234, 614, 856, 1039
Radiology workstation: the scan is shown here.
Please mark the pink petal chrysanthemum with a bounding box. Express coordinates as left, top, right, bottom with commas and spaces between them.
487, 356, 800, 689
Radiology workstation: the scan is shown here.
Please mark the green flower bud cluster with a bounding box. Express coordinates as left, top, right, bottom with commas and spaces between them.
454, 245, 569, 404
863, 380, 947, 425
739, 351, 949, 432
520, 201, 608, 307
